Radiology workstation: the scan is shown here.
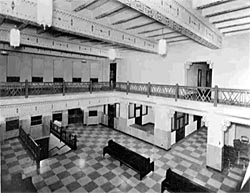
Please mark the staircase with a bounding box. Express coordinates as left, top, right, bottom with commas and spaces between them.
49, 133, 71, 157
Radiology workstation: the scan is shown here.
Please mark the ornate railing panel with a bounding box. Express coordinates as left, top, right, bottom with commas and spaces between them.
151, 84, 176, 98
65, 82, 89, 93
92, 82, 112, 92
179, 86, 214, 103
129, 83, 148, 95
115, 82, 127, 92
218, 88, 250, 107
19, 126, 41, 163
0, 82, 25, 97
29, 82, 63, 95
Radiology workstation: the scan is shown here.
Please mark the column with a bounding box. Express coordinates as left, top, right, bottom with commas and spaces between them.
206, 114, 228, 171
118, 101, 128, 133
0, 116, 5, 143
43, 113, 52, 137
20, 115, 31, 134
62, 110, 68, 127
154, 106, 173, 150
80, 108, 86, 125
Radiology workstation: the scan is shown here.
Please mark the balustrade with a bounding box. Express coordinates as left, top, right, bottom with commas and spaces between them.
19, 126, 41, 164
1, 81, 250, 108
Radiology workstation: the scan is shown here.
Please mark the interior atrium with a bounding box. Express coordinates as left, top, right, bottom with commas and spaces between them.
0, 0, 250, 192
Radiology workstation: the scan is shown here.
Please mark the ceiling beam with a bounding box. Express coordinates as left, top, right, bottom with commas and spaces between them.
167, 38, 190, 44
194, 0, 236, 10
112, 15, 143, 25
126, 21, 155, 30
218, 22, 250, 29
17, 23, 29, 31
0, 17, 5, 26
95, 7, 127, 19
212, 15, 250, 24
138, 28, 163, 34
73, 0, 99, 12
147, 32, 176, 38
223, 27, 250, 34
117, 0, 222, 49
205, 6, 250, 18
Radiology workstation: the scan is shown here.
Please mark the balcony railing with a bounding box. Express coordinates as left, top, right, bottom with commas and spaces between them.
1, 81, 250, 107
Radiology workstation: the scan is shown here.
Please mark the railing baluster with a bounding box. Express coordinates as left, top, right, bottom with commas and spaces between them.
25, 80, 29, 98
175, 84, 179, 101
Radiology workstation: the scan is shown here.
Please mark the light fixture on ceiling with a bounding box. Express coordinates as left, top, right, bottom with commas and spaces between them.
158, 28, 168, 56
81, 59, 87, 63
108, 48, 116, 60
37, 0, 53, 30
10, 26, 20, 48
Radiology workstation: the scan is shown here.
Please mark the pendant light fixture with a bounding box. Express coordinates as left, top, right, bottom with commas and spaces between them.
37, 0, 53, 30
158, 28, 168, 56
10, 26, 20, 47
108, 48, 116, 60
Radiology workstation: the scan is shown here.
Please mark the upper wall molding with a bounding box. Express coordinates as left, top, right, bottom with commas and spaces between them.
0, 0, 157, 53
117, 0, 223, 49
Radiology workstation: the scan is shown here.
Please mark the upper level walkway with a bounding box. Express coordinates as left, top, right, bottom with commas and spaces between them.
1, 81, 250, 124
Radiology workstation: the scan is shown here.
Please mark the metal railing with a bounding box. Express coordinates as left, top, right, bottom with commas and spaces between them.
1, 81, 250, 107
19, 126, 41, 164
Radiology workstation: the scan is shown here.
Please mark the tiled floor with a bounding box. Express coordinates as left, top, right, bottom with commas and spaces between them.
1, 125, 247, 193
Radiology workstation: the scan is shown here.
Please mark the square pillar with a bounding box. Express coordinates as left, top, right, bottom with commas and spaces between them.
205, 114, 227, 172
154, 106, 173, 150
62, 110, 68, 127
118, 101, 128, 133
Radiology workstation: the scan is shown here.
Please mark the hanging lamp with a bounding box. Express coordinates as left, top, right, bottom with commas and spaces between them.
37, 0, 53, 30
158, 39, 167, 56
10, 27, 20, 47
108, 48, 116, 60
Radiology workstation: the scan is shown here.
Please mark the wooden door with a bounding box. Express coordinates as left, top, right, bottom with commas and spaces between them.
108, 104, 115, 128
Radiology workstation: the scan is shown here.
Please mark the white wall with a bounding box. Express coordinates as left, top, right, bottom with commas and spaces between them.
142, 107, 155, 125
118, 33, 250, 89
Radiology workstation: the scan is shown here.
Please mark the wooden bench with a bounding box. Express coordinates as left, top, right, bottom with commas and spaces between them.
103, 140, 154, 180
161, 168, 212, 193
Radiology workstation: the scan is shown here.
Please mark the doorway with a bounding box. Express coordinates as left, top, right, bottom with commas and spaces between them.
135, 105, 142, 125
108, 104, 116, 128
110, 63, 116, 89
194, 115, 202, 130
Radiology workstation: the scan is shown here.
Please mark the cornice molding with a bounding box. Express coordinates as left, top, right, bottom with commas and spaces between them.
0, 0, 157, 53
117, 0, 223, 49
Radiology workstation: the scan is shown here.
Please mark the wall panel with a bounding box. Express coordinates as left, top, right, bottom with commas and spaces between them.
44, 58, 53, 82
63, 59, 73, 82
54, 59, 63, 78
20, 54, 32, 82
73, 61, 82, 78
32, 57, 44, 77
0, 55, 7, 82
7, 54, 20, 76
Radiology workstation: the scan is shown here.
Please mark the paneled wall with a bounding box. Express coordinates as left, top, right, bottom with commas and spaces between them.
0, 51, 110, 82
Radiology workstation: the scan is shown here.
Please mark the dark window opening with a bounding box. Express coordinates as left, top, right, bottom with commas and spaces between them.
31, 115, 42, 126
171, 112, 189, 132
32, 77, 43, 82
72, 78, 81, 83
52, 113, 62, 122
90, 78, 98, 83
6, 118, 19, 131
89, 110, 98, 117
7, 76, 20, 82
54, 77, 64, 83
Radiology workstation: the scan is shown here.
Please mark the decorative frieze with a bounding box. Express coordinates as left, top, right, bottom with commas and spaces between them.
117, 0, 223, 49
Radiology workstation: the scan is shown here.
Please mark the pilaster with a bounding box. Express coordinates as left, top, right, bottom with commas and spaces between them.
62, 110, 68, 127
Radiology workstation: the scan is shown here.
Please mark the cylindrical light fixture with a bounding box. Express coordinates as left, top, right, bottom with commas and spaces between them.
108, 48, 116, 60
158, 39, 168, 56
37, 0, 53, 29
10, 28, 20, 47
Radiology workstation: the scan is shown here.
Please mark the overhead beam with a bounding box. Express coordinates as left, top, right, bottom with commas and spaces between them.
0, 1, 157, 53
0, 17, 5, 26
95, 7, 127, 19
126, 21, 155, 30
194, 0, 236, 10
112, 15, 143, 25
117, 0, 223, 49
73, 0, 99, 12
17, 23, 29, 31
138, 28, 163, 34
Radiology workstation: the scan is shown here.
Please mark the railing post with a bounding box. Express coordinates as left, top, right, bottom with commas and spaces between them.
90, 81, 93, 94
62, 80, 66, 96
25, 79, 29, 98
147, 82, 151, 97
126, 81, 130, 95
74, 135, 77, 150
214, 85, 218, 107
175, 83, 179, 101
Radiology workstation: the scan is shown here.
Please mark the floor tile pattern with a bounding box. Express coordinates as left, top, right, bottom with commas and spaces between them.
1, 125, 247, 193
